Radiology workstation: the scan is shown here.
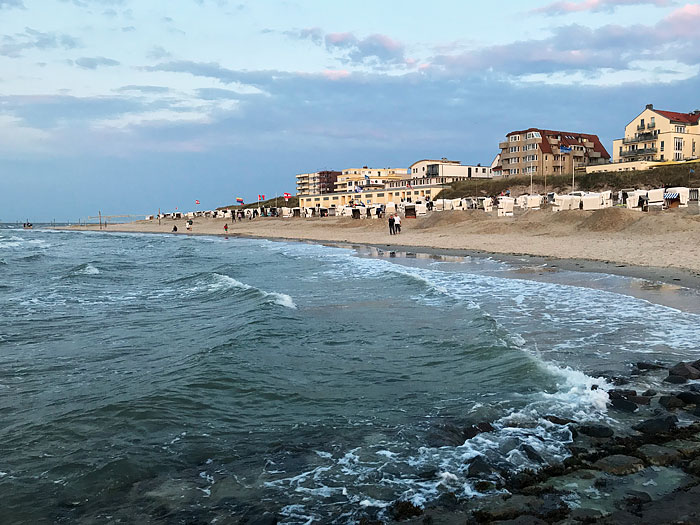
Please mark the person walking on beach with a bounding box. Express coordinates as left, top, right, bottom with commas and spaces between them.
388, 214, 395, 235
224, 223, 228, 233
394, 213, 401, 234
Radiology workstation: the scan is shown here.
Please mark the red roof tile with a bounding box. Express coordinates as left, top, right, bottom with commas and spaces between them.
505, 128, 610, 159
654, 109, 700, 124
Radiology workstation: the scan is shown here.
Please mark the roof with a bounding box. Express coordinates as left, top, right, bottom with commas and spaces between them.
653, 109, 700, 125
409, 159, 461, 168
505, 128, 610, 159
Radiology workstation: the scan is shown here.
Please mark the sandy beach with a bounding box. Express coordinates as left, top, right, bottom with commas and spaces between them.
63, 207, 700, 282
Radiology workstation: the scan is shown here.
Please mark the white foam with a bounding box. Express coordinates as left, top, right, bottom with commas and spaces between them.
81, 264, 100, 275
204, 274, 297, 309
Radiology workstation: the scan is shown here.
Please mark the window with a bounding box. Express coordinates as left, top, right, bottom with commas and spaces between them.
675, 137, 684, 151
376, 193, 384, 197
509, 146, 520, 153
676, 125, 686, 133
525, 131, 541, 139
314, 198, 320, 201
660, 141, 664, 152
509, 135, 521, 142
323, 197, 329, 201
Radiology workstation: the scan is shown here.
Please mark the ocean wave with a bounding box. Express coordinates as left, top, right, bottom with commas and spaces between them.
65, 263, 100, 277
176, 272, 297, 309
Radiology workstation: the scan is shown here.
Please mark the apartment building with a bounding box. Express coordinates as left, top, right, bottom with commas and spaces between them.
612, 104, 700, 163
409, 158, 492, 179
334, 167, 408, 193
498, 129, 610, 177
295, 170, 341, 196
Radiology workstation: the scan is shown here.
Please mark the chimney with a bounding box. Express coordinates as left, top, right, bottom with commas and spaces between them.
646, 104, 654, 110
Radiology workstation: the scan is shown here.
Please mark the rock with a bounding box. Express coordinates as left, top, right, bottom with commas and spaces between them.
389, 500, 422, 520
689, 384, 700, 393
695, 405, 700, 417
633, 415, 678, 434
608, 389, 637, 400
664, 375, 687, 384
611, 398, 638, 412
636, 362, 666, 371
492, 516, 547, 525
691, 359, 700, 370
642, 389, 657, 397
688, 458, 700, 475
636, 444, 681, 466
467, 456, 496, 478
521, 444, 543, 463
579, 424, 614, 438
659, 395, 685, 410
464, 421, 495, 439
664, 439, 700, 458
627, 395, 651, 405
569, 507, 603, 522
676, 391, 700, 405
474, 480, 496, 492
592, 454, 645, 475
247, 513, 278, 525
624, 489, 652, 504
544, 415, 574, 425
668, 362, 700, 379
475, 495, 542, 521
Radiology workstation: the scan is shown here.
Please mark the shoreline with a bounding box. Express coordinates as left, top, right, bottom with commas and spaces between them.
53, 215, 700, 294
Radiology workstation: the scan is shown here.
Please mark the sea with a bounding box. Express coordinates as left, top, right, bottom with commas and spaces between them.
1, 225, 699, 524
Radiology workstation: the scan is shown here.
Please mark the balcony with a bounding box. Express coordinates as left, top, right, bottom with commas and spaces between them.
623, 132, 656, 144
637, 124, 645, 130
621, 147, 657, 157
647, 122, 655, 129
499, 141, 509, 149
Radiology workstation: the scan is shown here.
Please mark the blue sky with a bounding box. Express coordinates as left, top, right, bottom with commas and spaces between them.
1, 0, 699, 221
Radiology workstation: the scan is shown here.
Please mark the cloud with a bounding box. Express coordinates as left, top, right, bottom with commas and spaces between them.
147, 45, 171, 60
0, 0, 25, 9
430, 5, 700, 76
281, 27, 410, 69
533, 0, 675, 15
116, 85, 171, 94
74, 56, 120, 69
0, 27, 81, 57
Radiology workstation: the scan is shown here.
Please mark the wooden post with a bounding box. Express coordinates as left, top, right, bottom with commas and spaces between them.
158, 208, 161, 226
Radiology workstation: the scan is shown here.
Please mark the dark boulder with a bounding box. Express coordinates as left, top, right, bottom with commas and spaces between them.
642, 389, 657, 397
608, 389, 637, 400
467, 455, 497, 478
676, 391, 700, 405
464, 421, 495, 439
633, 415, 678, 434
627, 395, 651, 405
592, 454, 644, 475
247, 513, 278, 525
389, 500, 422, 520
664, 374, 688, 384
543, 415, 574, 425
636, 361, 666, 371
659, 396, 685, 410
611, 398, 638, 412
520, 444, 543, 463
579, 424, 614, 438
668, 362, 700, 379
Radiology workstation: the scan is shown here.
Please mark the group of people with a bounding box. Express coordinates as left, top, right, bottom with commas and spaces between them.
387, 213, 402, 235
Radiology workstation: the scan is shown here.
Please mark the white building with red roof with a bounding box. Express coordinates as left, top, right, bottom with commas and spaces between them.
613, 104, 700, 163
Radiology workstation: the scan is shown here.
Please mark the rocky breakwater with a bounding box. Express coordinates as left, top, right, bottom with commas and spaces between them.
371, 358, 700, 525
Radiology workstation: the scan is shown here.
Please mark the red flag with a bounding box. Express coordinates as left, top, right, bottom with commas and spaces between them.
261, 194, 265, 201
195, 200, 200, 205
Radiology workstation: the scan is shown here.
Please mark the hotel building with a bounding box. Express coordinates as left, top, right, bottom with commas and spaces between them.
295, 170, 341, 196
497, 128, 610, 177
297, 159, 492, 209
612, 104, 700, 163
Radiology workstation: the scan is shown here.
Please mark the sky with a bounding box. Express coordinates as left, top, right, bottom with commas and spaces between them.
1, 0, 699, 221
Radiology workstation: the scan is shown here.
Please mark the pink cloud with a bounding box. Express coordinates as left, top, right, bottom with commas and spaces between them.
661, 3, 700, 35
325, 32, 356, 45
533, 0, 675, 15
321, 69, 351, 81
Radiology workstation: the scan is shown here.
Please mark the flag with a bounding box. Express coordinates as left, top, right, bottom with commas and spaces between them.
195, 200, 200, 205
364, 174, 370, 180
283, 192, 291, 198
406, 182, 412, 189
236, 198, 244, 203
261, 194, 265, 201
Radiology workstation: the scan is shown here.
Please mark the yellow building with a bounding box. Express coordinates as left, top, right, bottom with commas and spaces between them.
498, 128, 610, 177
613, 104, 700, 163
334, 167, 407, 193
